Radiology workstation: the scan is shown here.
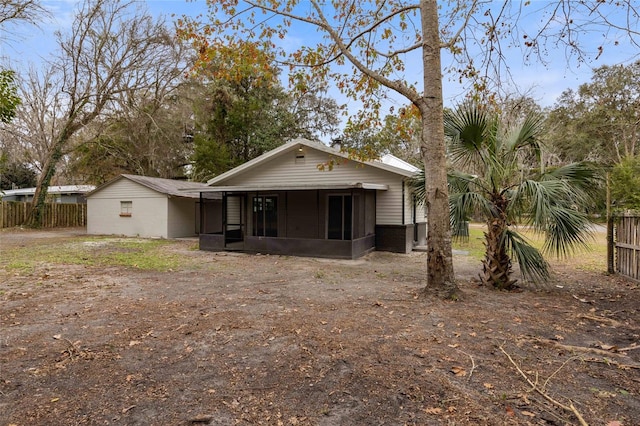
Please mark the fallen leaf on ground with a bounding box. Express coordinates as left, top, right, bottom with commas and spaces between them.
600, 343, 618, 351
451, 366, 466, 376
424, 407, 442, 415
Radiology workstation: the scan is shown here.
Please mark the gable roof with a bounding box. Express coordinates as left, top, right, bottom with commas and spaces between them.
206, 138, 418, 186
88, 174, 209, 199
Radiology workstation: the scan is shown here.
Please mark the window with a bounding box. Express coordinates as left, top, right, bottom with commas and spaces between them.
120, 201, 132, 217
253, 196, 277, 237
327, 195, 352, 240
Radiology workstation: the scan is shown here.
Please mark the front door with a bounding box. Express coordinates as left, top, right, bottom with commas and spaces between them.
224, 195, 245, 248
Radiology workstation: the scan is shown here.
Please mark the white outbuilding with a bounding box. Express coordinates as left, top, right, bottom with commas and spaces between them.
86, 175, 210, 238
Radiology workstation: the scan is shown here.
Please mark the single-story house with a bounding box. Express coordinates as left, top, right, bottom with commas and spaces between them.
0, 185, 95, 203
194, 138, 426, 259
86, 175, 211, 238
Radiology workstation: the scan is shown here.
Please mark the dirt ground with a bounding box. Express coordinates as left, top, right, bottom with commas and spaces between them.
1, 228, 639, 426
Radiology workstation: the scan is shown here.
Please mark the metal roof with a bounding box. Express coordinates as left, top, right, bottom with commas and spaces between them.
1, 185, 95, 196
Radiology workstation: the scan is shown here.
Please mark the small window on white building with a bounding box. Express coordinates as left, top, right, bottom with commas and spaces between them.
120, 201, 132, 217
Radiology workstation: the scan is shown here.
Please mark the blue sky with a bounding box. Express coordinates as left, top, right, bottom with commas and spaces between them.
1, 0, 637, 115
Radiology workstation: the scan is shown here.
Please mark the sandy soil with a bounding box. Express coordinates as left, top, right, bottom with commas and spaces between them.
1, 228, 639, 425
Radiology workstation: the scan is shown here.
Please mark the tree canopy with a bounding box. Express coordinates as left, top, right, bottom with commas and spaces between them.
547, 61, 640, 166
189, 43, 340, 181
610, 155, 640, 212
0, 69, 20, 124
0, 158, 36, 190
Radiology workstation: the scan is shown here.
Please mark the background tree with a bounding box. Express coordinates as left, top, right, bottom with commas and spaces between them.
189, 41, 340, 181
0, 0, 47, 28
546, 62, 640, 166
412, 102, 599, 289
0, 159, 36, 190
340, 106, 423, 167
68, 43, 191, 184
3, 0, 181, 227
0, 70, 20, 123
1, 0, 49, 125
610, 156, 640, 212
180, 0, 639, 298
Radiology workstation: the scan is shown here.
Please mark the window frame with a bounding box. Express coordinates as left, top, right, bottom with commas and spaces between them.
120, 200, 133, 217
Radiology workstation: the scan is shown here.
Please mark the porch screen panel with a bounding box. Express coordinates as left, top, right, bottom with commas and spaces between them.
225, 195, 243, 242
253, 196, 277, 237
264, 197, 277, 237
328, 195, 352, 240
253, 197, 264, 236
343, 195, 352, 240
353, 193, 365, 239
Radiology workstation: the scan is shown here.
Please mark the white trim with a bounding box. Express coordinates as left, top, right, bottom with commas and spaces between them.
189, 182, 389, 193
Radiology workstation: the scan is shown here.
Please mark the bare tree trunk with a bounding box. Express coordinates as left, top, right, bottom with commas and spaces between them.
419, 0, 458, 299
26, 132, 67, 227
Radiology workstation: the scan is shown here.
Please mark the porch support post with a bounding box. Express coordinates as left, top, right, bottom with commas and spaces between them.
350, 188, 354, 240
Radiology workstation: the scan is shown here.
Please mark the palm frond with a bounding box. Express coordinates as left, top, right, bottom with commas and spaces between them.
504, 113, 544, 156
408, 169, 427, 205
541, 162, 602, 202
512, 179, 567, 230
503, 229, 550, 283
511, 177, 594, 258
542, 207, 593, 257
449, 191, 492, 239
445, 103, 491, 170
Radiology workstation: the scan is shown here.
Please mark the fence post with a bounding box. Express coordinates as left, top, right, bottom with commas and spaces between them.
607, 214, 615, 274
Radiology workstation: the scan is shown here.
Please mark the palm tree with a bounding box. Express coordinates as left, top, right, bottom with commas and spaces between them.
412, 102, 600, 290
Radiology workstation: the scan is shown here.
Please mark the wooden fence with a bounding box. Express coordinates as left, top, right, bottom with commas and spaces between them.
0, 201, 87, 229
616, 214, 640, 281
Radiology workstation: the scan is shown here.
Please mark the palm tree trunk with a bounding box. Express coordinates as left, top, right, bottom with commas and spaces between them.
482, 196, 516, 290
